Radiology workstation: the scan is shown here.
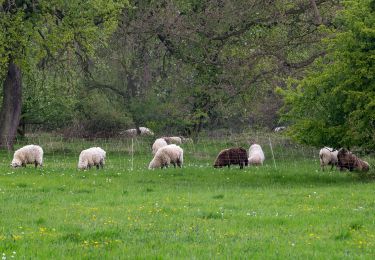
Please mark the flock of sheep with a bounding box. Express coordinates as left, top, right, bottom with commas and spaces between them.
319, 147, 369, 172
9, 138, 370, 173
10, 145, 107, 170
8, 136, 265, 170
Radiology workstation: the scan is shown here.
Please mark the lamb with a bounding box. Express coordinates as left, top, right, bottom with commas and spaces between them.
11, 145, 43, 168
248, 144, 265, 166
337, 148, 369, 172
152, 138, 168, 155
319, 147, 338, 171
213, 147, 248, 169
78, 147, 106, 170
148, 144, 184, 169
163, 136, 182, 145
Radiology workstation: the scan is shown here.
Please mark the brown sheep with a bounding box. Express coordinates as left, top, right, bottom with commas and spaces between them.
213, 147, 248, 169
337, 148, 369, 172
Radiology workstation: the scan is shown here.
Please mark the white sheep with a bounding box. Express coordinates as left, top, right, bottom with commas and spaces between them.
148, 144, 184, 169
123, 128, 137, 137
122, 127, 154, 137
319, 147, 338, 171
248, 144, 265, 166
274, 126, 286, 132
139, 127, 154, 136
152, 138, 168, 155
11, 145, 43, 168
163, 136, 182, 145
181, 137, 193, 144
78, 147, 106, 170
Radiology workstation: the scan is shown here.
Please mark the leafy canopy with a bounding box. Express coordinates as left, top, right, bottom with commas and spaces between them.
0, 0, 127, 73
278, 0, 375, 150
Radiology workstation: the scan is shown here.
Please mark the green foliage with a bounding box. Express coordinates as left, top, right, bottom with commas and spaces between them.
0, 0, 128, 137
278, 0, 375, 150
73, 90, 133, 137
86, 0, 338, 137
1, 0, 342, 137
22, 69, 81, 129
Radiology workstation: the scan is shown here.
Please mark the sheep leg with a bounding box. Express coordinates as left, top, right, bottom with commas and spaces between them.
96, 165, 100, 169
240, 163, 243, 169
34, 161, 38, 168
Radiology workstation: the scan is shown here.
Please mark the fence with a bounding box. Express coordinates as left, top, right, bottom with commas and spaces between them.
0, 132, 324, 172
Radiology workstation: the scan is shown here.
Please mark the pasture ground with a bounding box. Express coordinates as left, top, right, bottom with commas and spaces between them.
0, 134, 374, 259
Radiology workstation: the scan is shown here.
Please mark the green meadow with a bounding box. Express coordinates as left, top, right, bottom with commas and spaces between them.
0, 135, 374, 259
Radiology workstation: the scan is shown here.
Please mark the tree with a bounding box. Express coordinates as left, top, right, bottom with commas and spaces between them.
0, 0, 127, 149
278, 0, 375, 150
88, 0, 339, 137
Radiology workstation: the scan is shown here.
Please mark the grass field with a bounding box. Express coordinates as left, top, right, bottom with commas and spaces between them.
0, 135, 374, 259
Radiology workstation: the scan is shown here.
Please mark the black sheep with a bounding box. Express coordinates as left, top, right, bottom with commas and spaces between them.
213, 147, 248, 169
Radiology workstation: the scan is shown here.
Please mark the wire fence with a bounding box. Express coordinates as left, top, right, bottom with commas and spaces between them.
0, 132, 325, 171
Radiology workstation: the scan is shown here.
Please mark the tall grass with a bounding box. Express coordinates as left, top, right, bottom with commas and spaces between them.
0, 133, 374, 259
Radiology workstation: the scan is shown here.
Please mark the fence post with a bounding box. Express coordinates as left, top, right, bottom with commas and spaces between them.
268, 136, 277, 170
131, 138, 134, 171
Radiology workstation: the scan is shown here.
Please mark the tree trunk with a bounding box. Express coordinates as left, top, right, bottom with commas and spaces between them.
0, 62, 22, 150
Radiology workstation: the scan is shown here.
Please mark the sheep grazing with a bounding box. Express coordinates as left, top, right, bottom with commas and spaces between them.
122, 127, 154, 137
163, 136, 182, 145
139, 127, 154, 136
148, 144, 184, 169
213, 147, 248, 169
274, 126, 286, 132
248, 144, 265, 166
319, 147, 338, 171
11, 145, 43, 168
152, 138, 168, 155
337, 148, 369, 172
181, 137, 193, 144
78, 147, 106, 170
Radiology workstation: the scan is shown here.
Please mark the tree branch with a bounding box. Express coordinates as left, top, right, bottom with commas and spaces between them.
86, 81, 127, 98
